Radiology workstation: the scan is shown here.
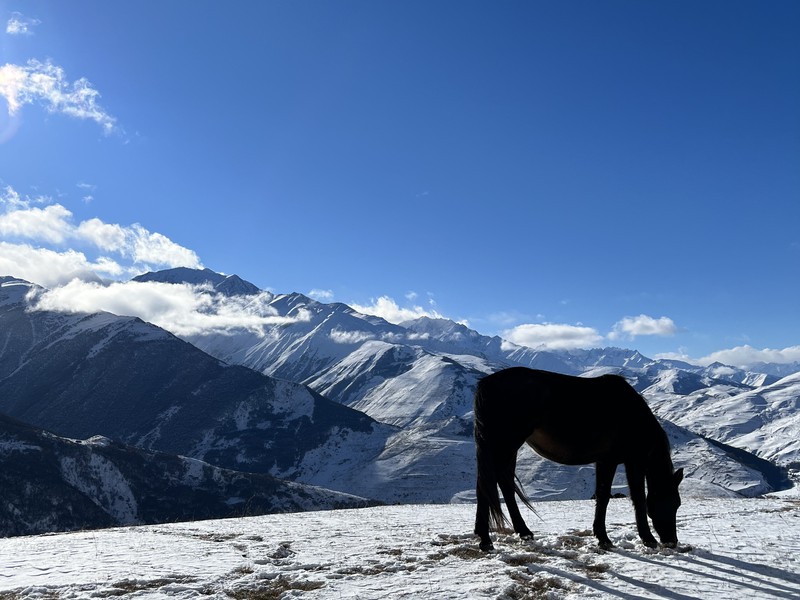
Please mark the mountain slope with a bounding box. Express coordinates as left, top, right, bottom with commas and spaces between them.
0, 277, 391, 493
0, 412, 371, 537
647, 371, 800, 468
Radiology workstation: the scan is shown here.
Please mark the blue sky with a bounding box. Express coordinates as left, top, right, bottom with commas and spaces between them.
1, 1, 798, 367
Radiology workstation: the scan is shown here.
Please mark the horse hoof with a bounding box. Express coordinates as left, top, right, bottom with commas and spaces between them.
661, 541, 677, 549
519, 532, 534, 541
598, 541, 614, 551
479, 541, 495, 552
643, 539, 658, 549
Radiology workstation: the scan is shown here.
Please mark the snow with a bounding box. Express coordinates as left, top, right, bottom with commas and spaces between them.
345, 351, 476, 427
0, 278, 33, 306
59, 454, 139, 524
2, 499, 798, 599
0, 436, 40, 455
648, 372, 800, 467
270, 379, 315, 420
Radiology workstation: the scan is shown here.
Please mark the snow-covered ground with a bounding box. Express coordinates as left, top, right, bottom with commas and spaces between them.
2, 498, 798, 599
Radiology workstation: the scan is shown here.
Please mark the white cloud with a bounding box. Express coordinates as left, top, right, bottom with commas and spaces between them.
502, 322, 603, 351
0, 203, 73, 243
6, 12, 40, 36
308, 288, 334, 302
696, 345, 800, 369
77, 182, 96, 204
653, 351, 691, 363
329, 328, 376, 344
128, 224, 199, 268
350, 295, 443, 324
0, 242, 122, 287
29, 280, 308, 337
609, 314, 677, 340
0, 59, 117, 134
0, 185, 42, 209
75, 218, 127, 251
0, 187, 201, 279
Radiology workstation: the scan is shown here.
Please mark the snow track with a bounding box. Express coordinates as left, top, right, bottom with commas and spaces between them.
1, 498, 799, 599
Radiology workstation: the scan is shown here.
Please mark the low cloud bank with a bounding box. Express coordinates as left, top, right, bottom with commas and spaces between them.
28, 280, 308, 337
502, 323, 604, 351
349, 295, 443, 325
658, 345, 800, 370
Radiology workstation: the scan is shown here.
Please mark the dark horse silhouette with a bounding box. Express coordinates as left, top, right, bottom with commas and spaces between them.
474, 367, 684, 551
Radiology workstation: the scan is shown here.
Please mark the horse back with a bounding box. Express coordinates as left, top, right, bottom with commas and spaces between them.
474, 367, 661, 464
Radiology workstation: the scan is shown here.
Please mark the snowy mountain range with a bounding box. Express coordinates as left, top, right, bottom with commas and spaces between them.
0, 275, 394, 535
158, 268, 799, 469
1, 269, 798, 537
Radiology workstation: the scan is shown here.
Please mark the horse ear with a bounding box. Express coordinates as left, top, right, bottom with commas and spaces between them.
674, 468, 684, 486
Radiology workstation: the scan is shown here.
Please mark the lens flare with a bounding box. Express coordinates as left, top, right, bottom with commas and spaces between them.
0, 101, 22, 144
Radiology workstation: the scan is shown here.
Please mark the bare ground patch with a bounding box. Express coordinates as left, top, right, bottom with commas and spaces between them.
225, 576, 325, 600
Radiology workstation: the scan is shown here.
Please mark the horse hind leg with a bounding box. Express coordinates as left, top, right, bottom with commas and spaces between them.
474, 437, 502, 551
474, 484, 494, 551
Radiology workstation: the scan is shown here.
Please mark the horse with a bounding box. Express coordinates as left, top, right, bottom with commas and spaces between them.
473, 367, 684, 551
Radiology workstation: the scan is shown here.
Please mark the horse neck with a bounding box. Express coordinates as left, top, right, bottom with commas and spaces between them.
645, 429, 675, 491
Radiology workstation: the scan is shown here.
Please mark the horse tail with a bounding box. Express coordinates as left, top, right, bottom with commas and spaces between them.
475, 381, 539, 533
513, 475, 537, 516
474, 384, 508, 531
475, 432, 507, 531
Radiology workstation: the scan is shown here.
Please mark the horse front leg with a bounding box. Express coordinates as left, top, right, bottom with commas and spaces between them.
625, 463, 658, 548
593, 461, 616, 550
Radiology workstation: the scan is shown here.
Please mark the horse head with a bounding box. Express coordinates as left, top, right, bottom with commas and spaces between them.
646, 467, 684, 547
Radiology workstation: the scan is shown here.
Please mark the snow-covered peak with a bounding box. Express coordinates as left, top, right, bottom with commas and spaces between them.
132, 267, 261, 296
401, 317, 476, 340
0, 276, 37, 305
701, 362, 780, 387
0, 275, 33, 287
133, 266, 224, 285
215, 274, 262, 296
568, 347, 652, 369
747, 361, 800, 379
643, 368, 745, 396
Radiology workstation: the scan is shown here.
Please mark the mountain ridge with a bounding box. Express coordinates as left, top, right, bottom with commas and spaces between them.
133, 268, 794, 380
124, 269, 797, 490
125, 269, 800, 473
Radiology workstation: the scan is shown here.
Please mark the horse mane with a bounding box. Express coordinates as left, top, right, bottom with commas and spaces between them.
645, 425, 677, 486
